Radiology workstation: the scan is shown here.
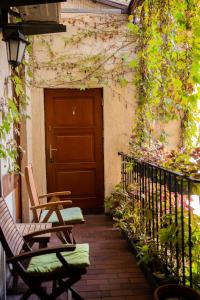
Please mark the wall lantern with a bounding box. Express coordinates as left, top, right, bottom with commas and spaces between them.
3, 30, 30, 68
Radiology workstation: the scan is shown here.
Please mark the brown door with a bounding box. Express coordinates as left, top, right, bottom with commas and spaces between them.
44, 88, 104, 211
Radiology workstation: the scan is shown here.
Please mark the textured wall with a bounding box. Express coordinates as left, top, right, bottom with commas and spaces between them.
29, 12, 136, 201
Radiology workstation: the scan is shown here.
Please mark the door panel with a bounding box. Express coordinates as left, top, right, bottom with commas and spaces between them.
54, 97, 94, 126
56, 170, 95, 195
44, 89, 104, 211
55, 135, 95, 162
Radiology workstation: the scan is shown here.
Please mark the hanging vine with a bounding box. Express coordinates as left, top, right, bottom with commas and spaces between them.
0, 59, 30, 172
129, 0, 200, 154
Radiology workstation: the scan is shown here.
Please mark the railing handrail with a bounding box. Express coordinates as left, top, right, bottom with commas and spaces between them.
118, 152, 200, 183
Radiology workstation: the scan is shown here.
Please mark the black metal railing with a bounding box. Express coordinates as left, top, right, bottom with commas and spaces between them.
118, 152, 200, 290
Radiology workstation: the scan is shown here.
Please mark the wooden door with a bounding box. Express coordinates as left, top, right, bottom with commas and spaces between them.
44, 88, 104, 211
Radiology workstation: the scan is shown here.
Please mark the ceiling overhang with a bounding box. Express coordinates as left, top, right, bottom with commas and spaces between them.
0, 0, 66, 8
0, 1, 67, 36
4, 22, 66, 35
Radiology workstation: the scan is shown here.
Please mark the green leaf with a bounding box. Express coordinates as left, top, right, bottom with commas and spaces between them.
127, 23, 138, 34
80, 85, 86, 91
128, 59, 138, 69
119, 77, 128, 87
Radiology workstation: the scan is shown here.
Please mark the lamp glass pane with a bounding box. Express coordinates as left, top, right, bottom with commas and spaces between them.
17, 41, 26, 65
9, 39, 19, 62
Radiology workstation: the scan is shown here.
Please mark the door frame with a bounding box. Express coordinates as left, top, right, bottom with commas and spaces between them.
44, 88, 105, 213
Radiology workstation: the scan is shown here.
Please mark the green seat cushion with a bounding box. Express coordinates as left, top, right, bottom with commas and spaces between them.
40, 207, 84, 224
27, 244, 90, 276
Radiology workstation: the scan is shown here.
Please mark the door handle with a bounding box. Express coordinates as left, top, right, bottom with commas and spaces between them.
49, 144, 57, 161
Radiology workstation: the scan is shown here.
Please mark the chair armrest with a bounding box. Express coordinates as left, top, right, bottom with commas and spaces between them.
7, 244, 76, 263
30, 200, 72, 210
39, 191, 71, 199
23, 225, 73, 239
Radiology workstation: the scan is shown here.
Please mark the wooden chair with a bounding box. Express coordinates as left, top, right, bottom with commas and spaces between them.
0, 197, 89, 300
25, 164, 85, 242
2, 172, 53, 247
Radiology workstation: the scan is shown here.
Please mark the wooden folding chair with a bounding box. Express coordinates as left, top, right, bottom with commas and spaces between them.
0, 197, 89, 300
25, 164, 85, 242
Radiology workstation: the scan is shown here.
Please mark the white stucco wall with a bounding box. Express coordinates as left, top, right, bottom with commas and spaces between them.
27, 12, 136, 206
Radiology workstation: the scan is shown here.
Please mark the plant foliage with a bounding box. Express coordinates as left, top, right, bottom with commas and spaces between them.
129, 0, 200, 151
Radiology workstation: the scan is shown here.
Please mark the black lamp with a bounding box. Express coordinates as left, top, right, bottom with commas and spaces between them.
3, 30, 30, 68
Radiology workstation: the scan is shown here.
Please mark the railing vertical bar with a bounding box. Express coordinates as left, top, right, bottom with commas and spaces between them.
143, 164, 148, 234
121, 154, 125, 193
155, 168, 159, 247
139, 162, 142, 212
159, 169, 162, 230
180, 179, 185, 285
163, 171, 167, 258
151, 166, 155, 240
124, 156, 127, 195
164, 171, 167, 215
174, 175, 179, 279
142, 163, 145, 232
188, 179, 192, 288
148, 165, 151, 237
169, 173, 173, 270
126, 158, 131, 189
136, 162, 139, 200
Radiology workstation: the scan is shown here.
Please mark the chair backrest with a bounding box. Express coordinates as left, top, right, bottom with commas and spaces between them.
25, 164, 40, 222
0, 197, 26, 257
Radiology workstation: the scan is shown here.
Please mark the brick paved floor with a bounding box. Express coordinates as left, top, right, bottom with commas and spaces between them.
7, 215, 153, 300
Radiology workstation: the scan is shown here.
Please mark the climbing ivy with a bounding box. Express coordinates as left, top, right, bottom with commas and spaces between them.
0, 60, 30, 172
129, 0, 200, 151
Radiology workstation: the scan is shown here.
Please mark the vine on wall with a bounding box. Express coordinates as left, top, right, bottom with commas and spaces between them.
128, 0, 200, 153
0, 61, 30, 172
31, 15, 136, 91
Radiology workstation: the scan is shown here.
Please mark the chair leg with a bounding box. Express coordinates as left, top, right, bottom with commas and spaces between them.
50, 277, 82, 299
20, 286, 49, 300
35, 286, 50, 299
68, 289, 72, 300
70, 287, 84, 300
20, 289, 32, 300
52, 279, 57, 292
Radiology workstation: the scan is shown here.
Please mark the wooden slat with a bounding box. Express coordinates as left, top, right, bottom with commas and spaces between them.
25, 165, 41, 222
2, 173, 19, 198
17, 223, 52, 242
0, 198, 24, 256
15, 240, 25, 255
17, 224, 26, 235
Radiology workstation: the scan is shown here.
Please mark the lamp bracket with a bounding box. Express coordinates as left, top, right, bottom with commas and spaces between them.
0, 8, 8, 34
